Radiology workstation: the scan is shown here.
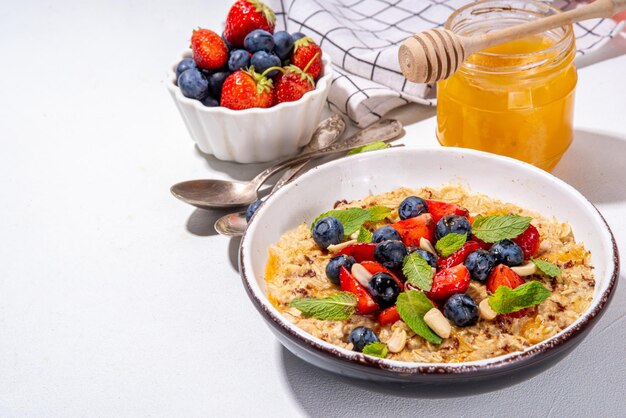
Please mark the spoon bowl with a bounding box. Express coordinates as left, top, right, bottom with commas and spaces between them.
214, 211, 248, 236
171, 179, 257, 209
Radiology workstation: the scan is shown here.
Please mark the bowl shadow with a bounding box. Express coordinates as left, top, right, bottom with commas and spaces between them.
280, 344, 567, 407
186, 208, 233, 237
553, 129, 626, 204
193, 145, 277, 182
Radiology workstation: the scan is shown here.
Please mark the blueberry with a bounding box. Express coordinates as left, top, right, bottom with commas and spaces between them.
244, 29, 275, 52
410, 249, 437, 268
368, 272, 401, 308
490, 239, 524, 266
372, 225, 401, 243
374, 240, 407, 270
207, 71, 231, 100
312, 216, 344, 249
443, 293, 479, 327
273, 31, 294, 60
348, 326, 379, 352
178, 68, 209, 100
201, 96, 219, 107
398, 196, 428, 220
250, 51, 281, 77
292, 32, 306, 41
464, 250, 496, 283
325, 254, 356, 286
435, 215, 471, 241
228, 49, 250, 72
245, 199, 263, 222
176, 58, 196, 78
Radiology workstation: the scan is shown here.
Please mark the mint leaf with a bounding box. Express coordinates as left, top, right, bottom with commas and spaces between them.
362, 342, 388, 358
347, 141, 390, 155
310, 208, 371, 236
357, 227, 373, 243
311, 206, 392, 236
435, 233, 467, 257
396, 290, 442, 344
366, 206, 393, 222
402, 252, 433, 291
488, 281, 551, 314
532, 258, 562, 277
289, 292, 357, 320
472, 214, 532, 243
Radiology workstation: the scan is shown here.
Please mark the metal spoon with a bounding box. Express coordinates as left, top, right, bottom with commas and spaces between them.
170, 118, 403, 210
214, 115, 346, 237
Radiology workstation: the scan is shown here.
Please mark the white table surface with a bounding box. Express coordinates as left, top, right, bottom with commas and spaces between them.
1, 1, 625, 416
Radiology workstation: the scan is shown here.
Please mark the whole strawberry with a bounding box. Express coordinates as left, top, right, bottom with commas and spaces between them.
291, 37, 322, 79
224, 0, 276, 47
220, 68, 273, 110
191, 28, 229, 70
273, 65, 315, 105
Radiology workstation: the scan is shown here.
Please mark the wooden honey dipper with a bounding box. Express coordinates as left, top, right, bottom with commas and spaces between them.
399, 0, 626, 84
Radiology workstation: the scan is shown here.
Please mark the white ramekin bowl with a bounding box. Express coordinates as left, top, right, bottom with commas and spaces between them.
167, 52, 333, 163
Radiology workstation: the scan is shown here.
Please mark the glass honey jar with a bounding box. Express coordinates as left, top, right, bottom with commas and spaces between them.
436, 0, 577, 171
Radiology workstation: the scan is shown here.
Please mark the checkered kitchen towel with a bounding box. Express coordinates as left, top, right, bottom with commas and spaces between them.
266, 0, 623, 126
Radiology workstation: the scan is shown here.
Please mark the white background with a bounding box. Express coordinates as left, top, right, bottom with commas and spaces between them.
1, 0, 625, 416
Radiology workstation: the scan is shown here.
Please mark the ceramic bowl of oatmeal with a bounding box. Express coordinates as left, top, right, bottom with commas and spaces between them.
239, 147, 618, 383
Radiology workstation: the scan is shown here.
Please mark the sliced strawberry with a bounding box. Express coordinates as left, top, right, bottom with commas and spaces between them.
360, 261, 404, 291
339, 266, 379, 314
425, 200, 469, 223
378, 306, 401, 325
425, 264, 471, 301
436, 240, 481, 269
507, 306, 537, 318
471, 235, 492, 250
391, 213, 435, 247
512, 224, 541, 260
486, 264, 525, 294
338, 243, 376, 263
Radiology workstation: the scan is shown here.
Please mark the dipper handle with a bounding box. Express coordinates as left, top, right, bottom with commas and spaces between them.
399, 0, 626, 83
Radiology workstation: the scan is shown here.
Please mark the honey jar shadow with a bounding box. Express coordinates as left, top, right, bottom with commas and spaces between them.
554, 129, 626, 204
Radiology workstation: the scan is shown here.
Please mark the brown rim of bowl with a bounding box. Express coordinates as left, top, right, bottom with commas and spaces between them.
239, 195, 619, 376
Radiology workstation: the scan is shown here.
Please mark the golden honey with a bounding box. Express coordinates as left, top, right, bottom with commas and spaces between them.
436, 0, 577, 171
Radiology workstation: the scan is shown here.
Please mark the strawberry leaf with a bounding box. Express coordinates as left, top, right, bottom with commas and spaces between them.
362, 342, 388, 358
396, 291, 441, 344
402, 252, 433, 291
532, 258, 562, 277
435, 233, 467, 257
289, 292, 357, 320
472, 214, 532, 243
488, 281, 551, 314
357, 227, 373, 243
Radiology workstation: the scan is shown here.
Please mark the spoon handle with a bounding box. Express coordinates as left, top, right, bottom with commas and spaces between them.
249, 119, 403, 190
273, 115, 346, 191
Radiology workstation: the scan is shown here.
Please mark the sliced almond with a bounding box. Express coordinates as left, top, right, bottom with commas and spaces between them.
423, 308, 451, 339
351, 263, 373, 288
419, 237, 438, 257
327, 239, 357, 253
511, 261, 537, 276
479, 298, 497, 321
386, 328, 407, 353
